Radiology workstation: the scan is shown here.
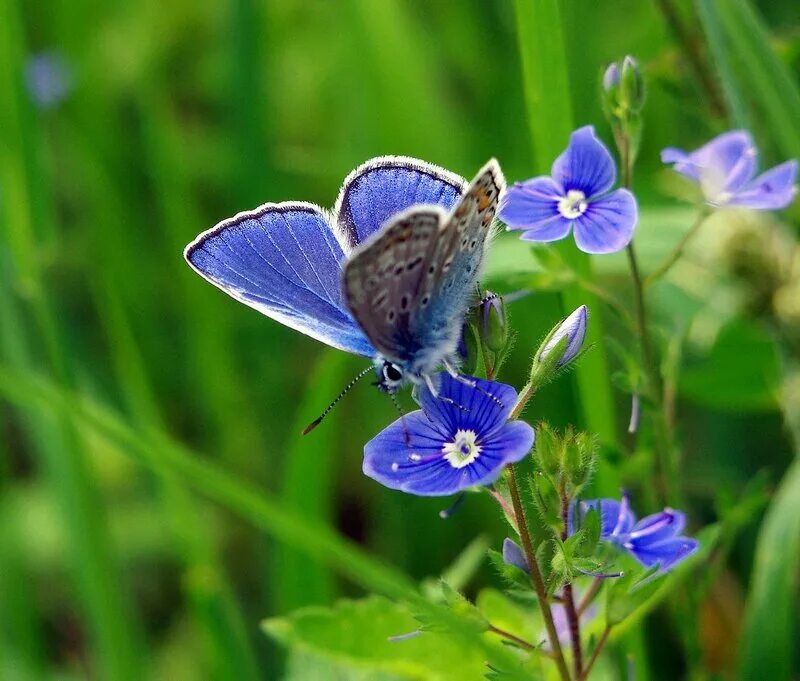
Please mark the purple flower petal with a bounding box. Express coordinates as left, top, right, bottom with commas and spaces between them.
499, 177, 563, 229
518, 216, 573, 243
663, 130, 758, 203
572, 189, 637, 254
416, 375, 517, 437
502, 538, 529, 572
572, 498, 636, 537
727, 160, 798, 210
552, 126, 616, 197
628, 509, 686, 544
627, 536, 699, 571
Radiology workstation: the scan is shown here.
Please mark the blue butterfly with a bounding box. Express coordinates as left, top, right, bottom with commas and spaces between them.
185, 156, 505, 404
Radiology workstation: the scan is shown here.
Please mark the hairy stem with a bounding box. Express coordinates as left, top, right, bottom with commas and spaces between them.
507, 468, 572, 681
644, 210, 710, 287
560, 485, 583, 677
509, 381, 536, 421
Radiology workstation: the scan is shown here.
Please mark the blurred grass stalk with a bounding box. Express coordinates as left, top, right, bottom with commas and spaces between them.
0, 0, 146, 677
512, 1, 652, 678
512, 0, 619, 481
692, 1, 800, 678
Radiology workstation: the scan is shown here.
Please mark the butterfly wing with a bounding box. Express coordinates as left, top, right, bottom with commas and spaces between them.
335, 156, 466, 250
185, 202, 374, 356
343, 208, 445, 362
408, 159, 506, 365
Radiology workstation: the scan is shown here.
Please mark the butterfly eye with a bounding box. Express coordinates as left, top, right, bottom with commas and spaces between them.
383, 363, 403, 383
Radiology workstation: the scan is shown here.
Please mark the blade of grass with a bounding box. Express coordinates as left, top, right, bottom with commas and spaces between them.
700, 0, 800, 159
694, 0, 755, 130
512, 0, 619, 482
737, 458, 800, 681
0, 1, 146, 677
273, 353, 351, 613
0, 364, 420, 603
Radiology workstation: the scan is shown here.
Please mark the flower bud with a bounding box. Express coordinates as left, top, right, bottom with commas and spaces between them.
602, 62, 621, 93
479, 292, 507, 353
621, 56, 645, 113
457, 322, 479, 375
530, 306, 588, 385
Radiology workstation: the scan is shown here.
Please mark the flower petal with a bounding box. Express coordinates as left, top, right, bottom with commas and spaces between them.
629, 509, 686, 544
727, 160, 798, 210
518, 216, 573, 243
664, 130, 757, 202
502, 538, 529, 572
499, 177, 563, 229
552, 126, 616, 197
479, 420, 535, 467
571, 498, 636, 538
417, 374, 518, 437
572, 189, 637, 254
628, 536, 699, 571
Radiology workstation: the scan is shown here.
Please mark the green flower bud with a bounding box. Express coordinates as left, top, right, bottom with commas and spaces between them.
620, 56, 645, 113
479, 292, 507, 353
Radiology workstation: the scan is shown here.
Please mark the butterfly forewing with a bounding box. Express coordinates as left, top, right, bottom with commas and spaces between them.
343, 208, 443, 362
411, 160, 505, 350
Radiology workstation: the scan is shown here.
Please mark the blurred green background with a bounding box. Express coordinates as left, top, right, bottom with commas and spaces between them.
1, 0, 798, 679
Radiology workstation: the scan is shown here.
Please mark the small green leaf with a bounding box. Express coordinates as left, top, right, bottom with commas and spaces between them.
605, 568, 667, 626
263, 596, 491, 681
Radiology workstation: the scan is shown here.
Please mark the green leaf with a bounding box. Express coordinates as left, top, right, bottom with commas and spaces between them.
605, 568, 667, 627
262, 596, 493, 681
738, 459, 800, 681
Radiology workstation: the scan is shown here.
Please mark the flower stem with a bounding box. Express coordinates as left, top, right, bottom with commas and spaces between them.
560, 485, 583, 678
507, 467, 572, 681
579, 625, 611, 680
644, 209, 710, 288
509, 381, 536, 421
487, 624, 537, 652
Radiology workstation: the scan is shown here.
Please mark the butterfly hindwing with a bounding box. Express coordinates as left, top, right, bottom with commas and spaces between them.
185, 202, 374, 356
335, 156, 466, 250
343, 208, 444, 362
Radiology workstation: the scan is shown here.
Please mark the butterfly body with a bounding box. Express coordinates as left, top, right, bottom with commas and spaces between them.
185, 156, 504, 398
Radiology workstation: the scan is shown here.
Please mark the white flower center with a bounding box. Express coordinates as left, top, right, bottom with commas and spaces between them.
442, 429, 482, 469
557, 190, 588, 219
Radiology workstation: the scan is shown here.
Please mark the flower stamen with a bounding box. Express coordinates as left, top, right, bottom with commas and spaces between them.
442, 429, 482, 469
557, 189, 588, 219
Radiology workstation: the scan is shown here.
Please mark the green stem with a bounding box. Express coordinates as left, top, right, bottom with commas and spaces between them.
509, 381, 536, 421
579, 626, 611, 680
577, 577, 603, 616
507, 468, 572, 681
644, 210, 710, 288
488, 624, 537, 652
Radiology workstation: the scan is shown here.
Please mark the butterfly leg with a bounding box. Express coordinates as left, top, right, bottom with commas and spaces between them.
423, 373, 469, 412
442, 359, 505, 409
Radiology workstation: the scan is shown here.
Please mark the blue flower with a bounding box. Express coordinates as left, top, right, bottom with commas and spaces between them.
363, 375, 535, 496
662, 130, 798, 210
571, 493, 698, 573
25, 52, 73, 110
499, 126, 638, 254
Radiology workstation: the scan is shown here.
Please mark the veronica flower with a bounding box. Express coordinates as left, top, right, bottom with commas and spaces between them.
363, 375, 534, 496
571, 493, 698, 573
499, 126, 638, 254
662, 130, 798, 210
25, 52, 73, 110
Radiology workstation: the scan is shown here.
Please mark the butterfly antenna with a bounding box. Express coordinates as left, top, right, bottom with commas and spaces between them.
302, 365, 373, 435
